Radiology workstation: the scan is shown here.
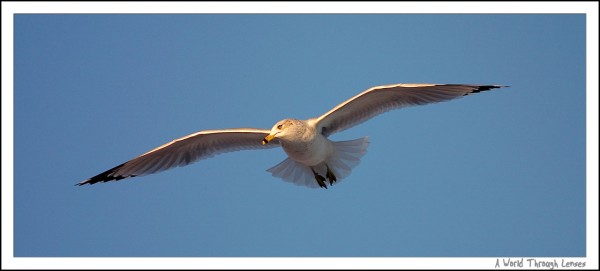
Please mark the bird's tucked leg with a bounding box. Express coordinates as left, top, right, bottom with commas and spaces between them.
311, 167, 328, 189
325, 164, 337, 185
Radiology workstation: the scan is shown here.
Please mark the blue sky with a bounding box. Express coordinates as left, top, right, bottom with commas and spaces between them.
4, 2, 598, 269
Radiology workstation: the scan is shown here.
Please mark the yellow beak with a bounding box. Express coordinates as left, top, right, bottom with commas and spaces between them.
262, 134, 276, 145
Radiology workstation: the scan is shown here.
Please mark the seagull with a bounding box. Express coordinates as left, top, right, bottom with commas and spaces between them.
77, 83, 506, 188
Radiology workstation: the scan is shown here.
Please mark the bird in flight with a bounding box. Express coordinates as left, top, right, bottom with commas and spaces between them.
78, 83, 506, 188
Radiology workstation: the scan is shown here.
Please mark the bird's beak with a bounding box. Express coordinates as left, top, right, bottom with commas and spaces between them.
262, 134, 276, 145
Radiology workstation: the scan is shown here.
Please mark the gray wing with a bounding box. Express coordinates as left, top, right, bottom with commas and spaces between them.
312, 84, 505, 137
77, 128, 278, 185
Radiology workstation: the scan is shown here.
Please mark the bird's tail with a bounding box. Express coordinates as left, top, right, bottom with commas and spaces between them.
267, 137, 369, 188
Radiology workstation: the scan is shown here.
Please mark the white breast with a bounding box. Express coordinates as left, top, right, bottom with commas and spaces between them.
281, 132, 334, 167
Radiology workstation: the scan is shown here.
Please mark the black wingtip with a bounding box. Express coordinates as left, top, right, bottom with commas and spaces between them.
473, 85, 506, 92
75, 180, 89, 186
463, 85, 508, 96
76, 163, 132, 186
75, 174, 132, 186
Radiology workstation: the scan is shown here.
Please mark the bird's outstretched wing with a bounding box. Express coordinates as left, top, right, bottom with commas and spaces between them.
312, 84, 506, 137
77, 128, 278, 185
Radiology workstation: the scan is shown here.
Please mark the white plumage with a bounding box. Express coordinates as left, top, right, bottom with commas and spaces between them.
78, 83, 506, 188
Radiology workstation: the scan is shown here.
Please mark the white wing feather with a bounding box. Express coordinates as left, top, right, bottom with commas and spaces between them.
77, 128, 277, 185
312, 84, 505, 137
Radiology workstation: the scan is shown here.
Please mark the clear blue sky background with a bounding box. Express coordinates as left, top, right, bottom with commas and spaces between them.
12, 13, 587, 258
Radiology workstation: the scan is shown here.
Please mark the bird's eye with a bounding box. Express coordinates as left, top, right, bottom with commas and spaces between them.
277, 124, 283, 129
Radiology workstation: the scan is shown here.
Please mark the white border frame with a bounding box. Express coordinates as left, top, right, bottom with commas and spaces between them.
2, 2, 598, 269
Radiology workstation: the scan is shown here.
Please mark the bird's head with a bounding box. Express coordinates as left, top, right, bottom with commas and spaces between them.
262, 119, 301, 144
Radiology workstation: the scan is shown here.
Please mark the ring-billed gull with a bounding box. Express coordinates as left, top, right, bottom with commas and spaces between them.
77, 83, 506, 188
